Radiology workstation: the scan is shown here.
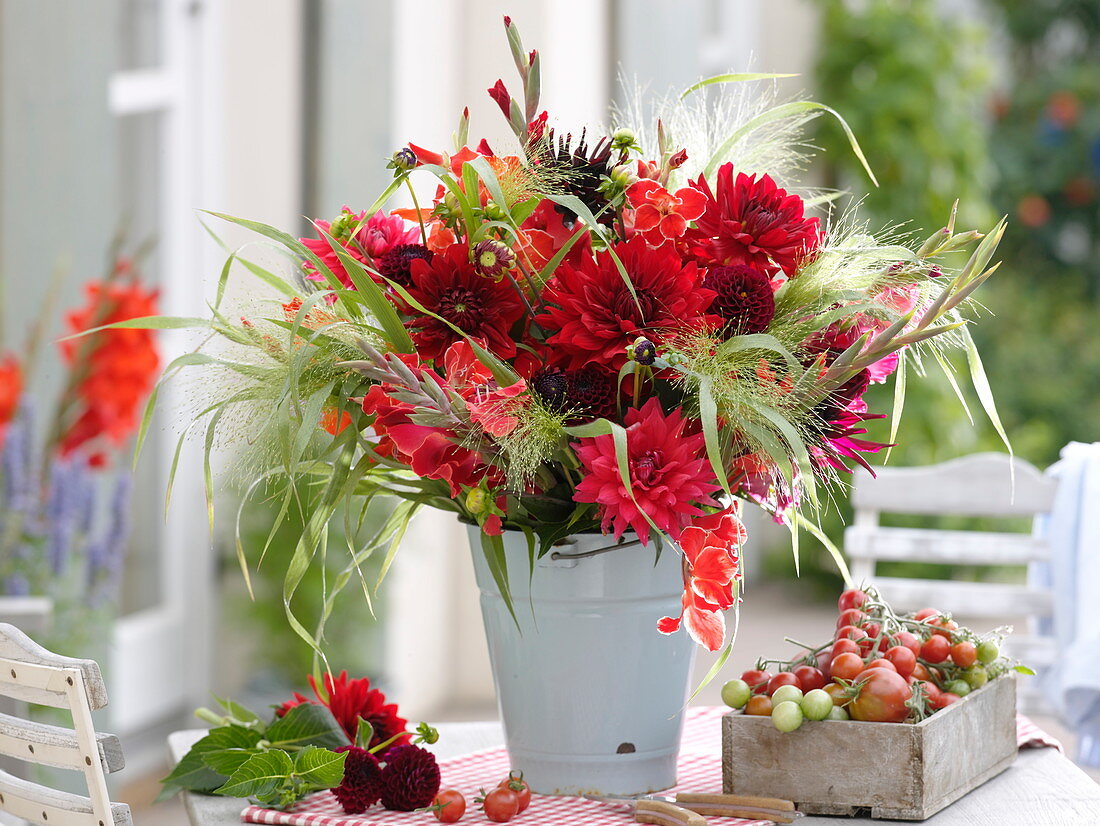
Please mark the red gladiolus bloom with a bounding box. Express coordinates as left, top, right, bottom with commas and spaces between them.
515, 199, 591, 270
538, 237, 713, 371
0, 355, 22, 438
573, 398, 720, 545
58, 281, 160, 457
405, 245, 526, 361
442, 341, 528, 438
626, 179, 706, 247
687, 163, 821, 277
276, 671, 409, 750
658, 506, 746, 651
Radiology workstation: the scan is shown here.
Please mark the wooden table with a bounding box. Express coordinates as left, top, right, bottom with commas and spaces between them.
168, 724, 1100, 825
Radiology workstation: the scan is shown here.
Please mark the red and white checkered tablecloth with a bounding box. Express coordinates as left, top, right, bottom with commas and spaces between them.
239, 707, 1061, 826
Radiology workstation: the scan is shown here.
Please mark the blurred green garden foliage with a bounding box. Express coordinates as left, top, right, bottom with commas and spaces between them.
777, 0, 1100, 589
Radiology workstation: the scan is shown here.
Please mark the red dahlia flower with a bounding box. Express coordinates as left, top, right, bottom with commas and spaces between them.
276, 670, 409, 750
379, 745, 441, 811
573, 398, 720, 544
405, 245, 526, 361
537, 237, 713, 371
658, 506, 746, 651
442, 341, 528, 438
59, 281, 160, 458
332, 746, 384, 813
687, 163, 821, 277
626, 179, 706, 247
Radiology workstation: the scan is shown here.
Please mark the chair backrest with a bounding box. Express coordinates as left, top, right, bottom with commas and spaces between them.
0, 624, 131, 826
844, 453, 1059, 711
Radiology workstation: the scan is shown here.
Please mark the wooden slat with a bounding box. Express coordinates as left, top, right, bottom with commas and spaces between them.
0, 626, 107, 710
851, 453, 1056, 517
869, 577, 1054, 618
0, 769, 131, 825
0, 714, 123, 774
845, 526, 1050, 565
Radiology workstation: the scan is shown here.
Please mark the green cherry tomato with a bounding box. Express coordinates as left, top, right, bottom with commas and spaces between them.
801, 689, 834, 721
721, 679, 752, 709
771, 700, 804, 732
963, 666, 989, 689
828, 705, 850, 721
976, 640, 1000, 664
944, 679, 971, 697
771, 684, 804, 706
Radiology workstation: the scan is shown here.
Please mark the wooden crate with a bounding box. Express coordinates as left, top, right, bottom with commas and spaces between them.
722, 674, 1017, 820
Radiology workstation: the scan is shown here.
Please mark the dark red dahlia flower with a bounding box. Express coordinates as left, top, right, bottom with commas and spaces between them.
376, 244, 433, 288
332, 746, 384, 814
276, 671, 409, 749
573, 398, 721, 545
703, 264, 776, 336
531, 364, 618, 423
379, 745, 441, 811
537, 237, 713, 372
687, 163, 821, 277
405, 245, 526, 361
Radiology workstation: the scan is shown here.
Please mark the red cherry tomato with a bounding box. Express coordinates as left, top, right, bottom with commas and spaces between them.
884, 645, 917, 679
745, 695, 773, 716
433, 790, 467, 823
482, 788, 520, 822
767, 672, 800, 695
835, 624, 863, 643
930, 617, 959, 639
498, 772, 531, 813
912, 662, 933, 682
794, 665, 827, 692
824, 681, 849, 706
830, 652, 864, 682
816, 649, 833, 680
913, 607, 940, 621
920, 635, 951, 664
892, 631, 921, 656
864, 658, 897, 674
950, 641, 978, 668
838, 589, 869, 612
741, 669, 771, 694
848, 669, 913, 722
831, 638, 860, 659
931, 691, 961, 710
836, 608, 867, 629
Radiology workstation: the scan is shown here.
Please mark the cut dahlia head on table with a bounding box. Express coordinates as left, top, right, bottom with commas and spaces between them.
127, 16, 1008, 660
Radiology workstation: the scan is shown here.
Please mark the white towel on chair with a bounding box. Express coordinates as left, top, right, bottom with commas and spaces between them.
1031, 441, 1100, 767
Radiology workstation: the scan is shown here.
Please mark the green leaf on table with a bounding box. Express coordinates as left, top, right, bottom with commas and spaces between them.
160, 725, 262, 798
202, 748, 262, 778
214, 750, 295, 798
265, 703, 350, 750
294, 746, 349, 787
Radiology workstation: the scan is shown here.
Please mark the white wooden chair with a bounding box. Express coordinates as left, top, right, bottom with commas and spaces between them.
0, 623, 131, 826
844, 453, 1059, 712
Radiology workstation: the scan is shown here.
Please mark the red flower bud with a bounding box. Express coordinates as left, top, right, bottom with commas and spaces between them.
487, 79, 511, 119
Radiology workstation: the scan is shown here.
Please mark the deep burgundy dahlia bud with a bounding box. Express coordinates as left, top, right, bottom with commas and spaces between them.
703, 264, 776, 336
632, 337, 657, 365
332, 746, 384, 814
472, 239, 516, 279
390, 147, 417, 171
531, 367, 569, 410
379, 745, 441, 812
377, 244, 433, 288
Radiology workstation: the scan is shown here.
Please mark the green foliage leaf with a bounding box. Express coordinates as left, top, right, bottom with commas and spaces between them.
294, 746, 349, 787
265, 703, 350, 750
214, 750, 295, 798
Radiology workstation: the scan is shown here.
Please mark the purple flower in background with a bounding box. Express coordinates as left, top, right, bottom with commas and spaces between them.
1, 401, 36, 513
87, 472, 133, 605
3, 574, 29, 596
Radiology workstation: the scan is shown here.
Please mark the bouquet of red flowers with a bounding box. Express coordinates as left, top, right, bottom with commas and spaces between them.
143, 18, 1005, 656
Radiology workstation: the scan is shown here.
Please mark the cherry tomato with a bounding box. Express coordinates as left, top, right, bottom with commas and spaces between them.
911, 662, 932, 682
928, 616, 958, 638
830, 652, 865, 682
831, 638, 860, 659
963, 666, 989, 690
745, 695, 773, 716
950, 641, 977, 668
838, 589, 869, 612
884, 645, 917, 679
835, 625, 863, 644
931, 691, 961, 710
498, 772, 531, 813
891, 631, 921, 656
816, 649, 833, 680
836, 608, 867, 629
767, 672, 800, 695
913, 607, 940, 621
920, 634, 951, 664
977, 640, 1000, 664
915, 679, 941, 701
741, 668, 772, 694
823, 682, 849, 706
481, 788, 519, 823
433, 790, 467, 823
848, 670, 913, 723
864, 658, 897, 673
793, 665, 827, 692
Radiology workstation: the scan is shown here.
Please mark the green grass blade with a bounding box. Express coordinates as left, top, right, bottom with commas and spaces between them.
681, 72, 798, 98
